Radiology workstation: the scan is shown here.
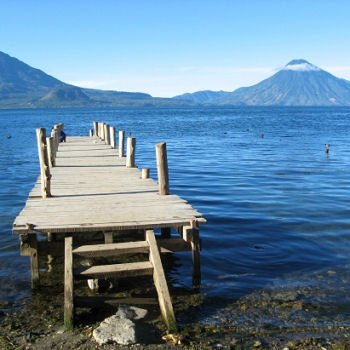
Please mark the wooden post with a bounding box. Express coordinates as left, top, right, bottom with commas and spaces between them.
47, 137, 55, 167
118, 130, 125, 157
126, 137, 136, 168
146, 230, 177, 332
28, 234, 40, 289
141, 168, 150, 179
104, 124, 110, 145
97, 122, 101, 138
36, 128, 52, 198
104, 232, 113, 244
93, 121, 98, 137
89, 129, 93, 137
110, 126, 116, 149
156, 142, 169, 195
64, 237, 74, 330
100, 123, 105, 141
183, 223, 201, 289
52, 128, 59, 154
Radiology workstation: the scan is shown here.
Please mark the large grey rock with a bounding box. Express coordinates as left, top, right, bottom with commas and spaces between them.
93, 305, 148, 345
93, 315, 135, 345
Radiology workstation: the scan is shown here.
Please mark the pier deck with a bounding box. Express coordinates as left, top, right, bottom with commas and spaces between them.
12, 123, 205, 331
13, 136, 205, 234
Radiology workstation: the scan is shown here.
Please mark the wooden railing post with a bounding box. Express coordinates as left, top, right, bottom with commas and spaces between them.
156, 142, 169, 195
93, 121, 98, 137
142, 168, 150, 179
36, 128, 52, 198
52, 127, 59, 153
118, 130, 125, 157
47, 136, 55, 167
100, 122, 105, 141
104, 123, 110, 145
110, 126, 116, 149
97, 122, 101, 139
126, 137, 136, 168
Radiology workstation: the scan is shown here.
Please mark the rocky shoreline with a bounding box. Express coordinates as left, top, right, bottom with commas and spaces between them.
2, 260, 350, 349
2, 276, 350, 350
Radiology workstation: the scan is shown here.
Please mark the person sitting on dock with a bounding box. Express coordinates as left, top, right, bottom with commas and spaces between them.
60, 130, 66, 142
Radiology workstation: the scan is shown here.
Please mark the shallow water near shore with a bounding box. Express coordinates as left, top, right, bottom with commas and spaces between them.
2, 106, 350, 339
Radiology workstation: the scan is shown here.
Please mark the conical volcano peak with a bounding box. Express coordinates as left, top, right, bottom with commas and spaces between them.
283, 59, 321, 72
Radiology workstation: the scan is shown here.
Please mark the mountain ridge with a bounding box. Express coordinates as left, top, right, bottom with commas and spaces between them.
0, 51, 192, 108
1, 52, 350, 108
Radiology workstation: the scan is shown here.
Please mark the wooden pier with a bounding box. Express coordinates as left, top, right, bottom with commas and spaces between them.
12, 122, 206, 332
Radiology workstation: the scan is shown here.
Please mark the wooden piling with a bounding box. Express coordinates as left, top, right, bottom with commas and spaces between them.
118, 130, 125, 157
126, 137, 136, 168
64, 236, 74, 330
28, 234, 40, 289
141, 168, 150, 179
36, 128, 51, 198
110, 126, 116, 149
183, 223, 201, 289
156, 143, 169, 195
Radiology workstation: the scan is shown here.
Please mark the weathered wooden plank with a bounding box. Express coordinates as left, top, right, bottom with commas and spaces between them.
157, 238, 191, 253
13, 218, 206, 234
75, 296, 158, 308
79, 261, 153, 279
73, 241, 149, 258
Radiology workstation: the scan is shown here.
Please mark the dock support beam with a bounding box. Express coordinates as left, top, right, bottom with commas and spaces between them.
64, 237, 74, 331
126, 137, 136, 167
36, 128, 52, 198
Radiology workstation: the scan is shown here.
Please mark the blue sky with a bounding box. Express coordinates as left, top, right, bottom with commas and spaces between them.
1, 0, 350, 97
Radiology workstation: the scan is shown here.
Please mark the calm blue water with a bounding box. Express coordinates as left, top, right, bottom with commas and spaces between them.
1, 107, 350, 307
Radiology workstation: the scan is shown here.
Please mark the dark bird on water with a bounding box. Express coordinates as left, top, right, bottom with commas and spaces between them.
325, 144, 330, 155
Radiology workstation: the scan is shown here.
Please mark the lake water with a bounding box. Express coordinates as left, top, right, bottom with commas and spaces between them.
1, 106, 350, 317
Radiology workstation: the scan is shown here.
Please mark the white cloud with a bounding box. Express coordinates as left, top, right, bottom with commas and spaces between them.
283, 62, 321, 71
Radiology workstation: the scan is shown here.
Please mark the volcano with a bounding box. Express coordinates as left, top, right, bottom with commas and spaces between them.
175, 59, 350, 106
